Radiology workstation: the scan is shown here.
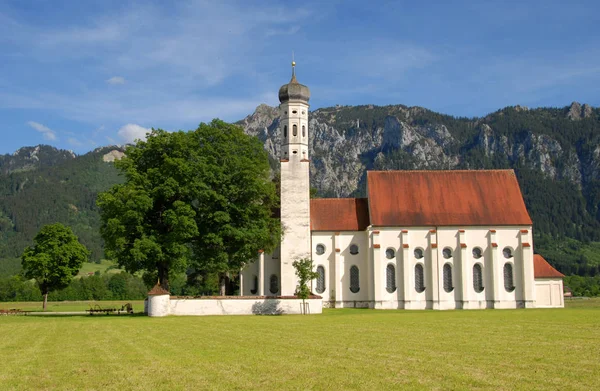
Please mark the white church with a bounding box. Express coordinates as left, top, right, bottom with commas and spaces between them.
240, 63, 565, 310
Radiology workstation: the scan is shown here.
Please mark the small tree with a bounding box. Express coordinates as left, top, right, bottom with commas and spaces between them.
292, 258, 319, 314
21, 223, 89, 310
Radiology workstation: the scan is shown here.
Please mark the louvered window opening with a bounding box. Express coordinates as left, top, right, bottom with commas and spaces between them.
316, 266, 326, 294
269, 274, 278, 294
443, 263, 453, 293
473, 264, 484, 293
504, 263, 515, 292
251, 275, 258, 294
386, 264, 396, 293
293, 124, 297, 136
415, 264, 425, 293
350, 265, 360, 293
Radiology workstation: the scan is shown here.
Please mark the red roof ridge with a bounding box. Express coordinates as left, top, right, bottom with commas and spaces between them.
367, 169, 516, 174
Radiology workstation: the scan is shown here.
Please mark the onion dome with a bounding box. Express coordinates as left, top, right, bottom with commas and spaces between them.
278, 61, 310, 103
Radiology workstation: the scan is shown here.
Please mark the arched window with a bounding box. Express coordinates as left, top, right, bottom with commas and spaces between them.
251, 275, 258, 294
443, 247, 453, 259
283, 125, 287, 138
386, 264, 396, 293
385, 248, 395, 259
315, 244, 325, 255
415, 264, 425, 293
316, 266, 325, 294
269, 274, 278, 294
414, 248, 424, 259
473, 264, 484, 293
443, 263, 453, 293
293, 124, 297, 136
472, 247, 483, 259
503, 247, 513, 259
349, 244, 359, 255
350, 265, 360, 293
302, 125, 306, 137
503, 263, 515, 292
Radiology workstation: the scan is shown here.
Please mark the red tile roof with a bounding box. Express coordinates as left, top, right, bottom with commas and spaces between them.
367, 170, 532, 227
534, 254, 564, 278
310, 198, 370, 231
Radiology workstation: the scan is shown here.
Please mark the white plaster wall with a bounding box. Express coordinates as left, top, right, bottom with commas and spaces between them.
147, 294, 170, 317
336, 231, 369, 306
162, 298, 322, 316
535, 278, 564, 308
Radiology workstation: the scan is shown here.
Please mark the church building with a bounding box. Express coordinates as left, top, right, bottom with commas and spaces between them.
240, 63, 564, 309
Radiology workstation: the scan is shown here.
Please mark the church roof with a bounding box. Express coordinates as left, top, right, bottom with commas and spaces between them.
534, 254, 564, 278
279, 63, 310, 103
367, 170, 532, 227
310, 198, 370, 231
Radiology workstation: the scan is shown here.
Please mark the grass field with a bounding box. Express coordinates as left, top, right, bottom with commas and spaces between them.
0, 300, 599, 390
76, 260, 122, 277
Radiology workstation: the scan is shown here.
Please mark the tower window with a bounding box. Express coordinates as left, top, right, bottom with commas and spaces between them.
316, 266, 325, 294
443, 263, 453, 293
386, 264, 396, 293
415, 264, 425, 293
292, 110, 297, 114
473, 264, 484, 293
302, 125, 305, 137
293, 124, 297, 136
349, 265, 360, 293
283, 125, 287, 138
269, 274, 279, 294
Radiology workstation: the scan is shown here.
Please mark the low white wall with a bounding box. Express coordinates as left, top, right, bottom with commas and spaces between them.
535, 278, 564, 308
147, 295, 323, 317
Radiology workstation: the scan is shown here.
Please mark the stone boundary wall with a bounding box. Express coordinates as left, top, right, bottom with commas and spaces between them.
146, 294, 323, 317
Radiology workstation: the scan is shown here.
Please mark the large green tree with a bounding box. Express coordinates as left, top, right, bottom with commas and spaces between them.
21, 223, 89, 310
98, 119, 280, 293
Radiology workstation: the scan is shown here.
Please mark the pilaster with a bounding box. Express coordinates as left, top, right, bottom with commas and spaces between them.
371, 230, 381, 308
428, 229, 440, 310
401, 230, 411, 309
520, 229, 535, 308
458, 229, 470, 309
334, 232, 342, 308
258, 251, 265, 296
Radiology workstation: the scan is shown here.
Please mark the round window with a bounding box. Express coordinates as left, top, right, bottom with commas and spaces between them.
443, 247, 453, 259
503, 247, 513, 259
316, 244, 325, 255
472, 247, 483, 259
385, 248, 395, 259
414, 248, 424, 259
349, 244, 359, 255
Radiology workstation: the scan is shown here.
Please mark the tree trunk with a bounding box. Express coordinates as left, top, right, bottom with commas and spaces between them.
219, 272, 227, 296
158, 267, 170, 292
43, 292, 48, 311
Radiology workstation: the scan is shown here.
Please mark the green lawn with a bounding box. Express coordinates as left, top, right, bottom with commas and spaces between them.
0, 301, 598, 390
0, 300, 145, 313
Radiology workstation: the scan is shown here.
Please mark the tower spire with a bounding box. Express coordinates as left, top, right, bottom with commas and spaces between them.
291, 51, 297, 83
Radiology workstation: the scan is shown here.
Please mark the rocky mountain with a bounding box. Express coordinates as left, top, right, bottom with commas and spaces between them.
238, 102, 600, 197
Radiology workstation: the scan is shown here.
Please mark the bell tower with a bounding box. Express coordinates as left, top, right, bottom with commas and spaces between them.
278, 61, 311, 295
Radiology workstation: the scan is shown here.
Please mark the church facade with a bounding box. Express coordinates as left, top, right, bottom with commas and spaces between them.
240, 64, 564, 310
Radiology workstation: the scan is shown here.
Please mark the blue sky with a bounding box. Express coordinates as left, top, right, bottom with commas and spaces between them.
1, 0, 599, 154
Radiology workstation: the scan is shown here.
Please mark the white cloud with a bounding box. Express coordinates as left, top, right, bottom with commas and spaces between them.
118, 123, 150, 143
106, 76, 125, 85
27, 121, 57, 140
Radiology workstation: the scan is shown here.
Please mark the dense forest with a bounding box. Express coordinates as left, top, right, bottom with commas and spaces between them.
0, 101, 599, 298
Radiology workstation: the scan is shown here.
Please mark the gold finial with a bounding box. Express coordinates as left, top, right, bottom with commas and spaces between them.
292, 61, 296, 67
290, 52, 297, 83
